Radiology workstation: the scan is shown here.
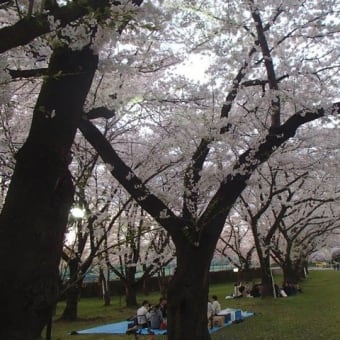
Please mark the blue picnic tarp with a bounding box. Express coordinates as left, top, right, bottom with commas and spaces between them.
73, 310, 254, 335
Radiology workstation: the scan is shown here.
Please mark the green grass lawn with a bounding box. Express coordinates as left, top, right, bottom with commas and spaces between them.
48, 270, 340, 340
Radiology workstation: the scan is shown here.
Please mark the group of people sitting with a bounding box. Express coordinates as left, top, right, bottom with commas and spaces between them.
280, 280, 302, 297
137, 298, 167, 329
224, 281, 256, 298
126, 297, 167, 338
226, 280, 302, 299
207, 295, 221, 317
130, 295, 223, 336
207, 295, 221, 328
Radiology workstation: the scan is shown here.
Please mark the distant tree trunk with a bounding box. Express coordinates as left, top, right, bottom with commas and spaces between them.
124, 283, 138, 307
60, 257, 82, 320
99, 268, 111, 306
242, 248, 255, 280
294, 258, 308, 281
259, 255, 274, 297
0, 46, 98, 339
158, 268, 169, 297
142, 275, 150, 296
282, 259, 295, 283
282, 257, 306, 283
124, 266, 139, 307
238, 269, 245, 282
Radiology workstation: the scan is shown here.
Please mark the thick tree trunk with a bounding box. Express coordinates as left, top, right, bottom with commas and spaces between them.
0, 46, 98, 339
167, 245, 213, 340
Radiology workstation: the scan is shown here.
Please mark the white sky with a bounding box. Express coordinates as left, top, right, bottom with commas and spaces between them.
175, 53, 211, 82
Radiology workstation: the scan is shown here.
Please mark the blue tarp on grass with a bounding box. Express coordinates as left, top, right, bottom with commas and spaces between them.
73, 310, 254, 336
75, 321, 167, 335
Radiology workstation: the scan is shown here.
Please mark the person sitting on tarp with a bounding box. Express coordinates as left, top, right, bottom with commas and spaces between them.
148, 304, 164, 329
136, 300, 154, 336
211, 295, 221, 315
233, 282, 242, 297
238, 282, 250, 297
137, 300, 151, 327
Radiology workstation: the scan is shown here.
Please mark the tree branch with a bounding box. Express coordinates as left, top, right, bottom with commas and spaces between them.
78, 118, 183, 235
85, 107, 115, 120
198, 102, 340, 229
0, 0, 143, 54
251, 5, 281, 128
182, 45, 258, 222
241, 74, 288, 87
7, 67, 48, 79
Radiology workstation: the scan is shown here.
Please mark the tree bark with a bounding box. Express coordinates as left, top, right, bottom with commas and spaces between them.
60, 258, 82, 321
167, 243, 214, 340
124, 284, 138, 307
61, 284, 81, 321
259, 255, 274, 297
99, 268, 111, 306
158, 268, 169, 297
123, 265, 139, 307
0, 46, 98, 339
282, 258, 306, 283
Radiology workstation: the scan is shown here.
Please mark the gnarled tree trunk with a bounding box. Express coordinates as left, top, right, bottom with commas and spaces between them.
0, 46, 98, 339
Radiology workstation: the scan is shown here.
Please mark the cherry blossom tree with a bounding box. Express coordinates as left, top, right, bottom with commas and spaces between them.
106, 202, 174, 306
332, 248, 340, 262
0, 44, 98, 339
270, 175, 339, 283
0, 1, 339, 339
0, 1, 144, 338
216, 215, 256, 275
60, 124, 176, 316
236, 165, 306, 294
237, 162, 339, 291
80, 2, 340, 338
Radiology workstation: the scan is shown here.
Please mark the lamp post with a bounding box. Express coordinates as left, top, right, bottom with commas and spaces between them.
233, 267, 239, 282
71, 206, 86, 257
46, 206, 85, 340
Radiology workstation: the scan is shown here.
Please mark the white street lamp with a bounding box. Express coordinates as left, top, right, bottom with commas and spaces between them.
70, 207, 85, 219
